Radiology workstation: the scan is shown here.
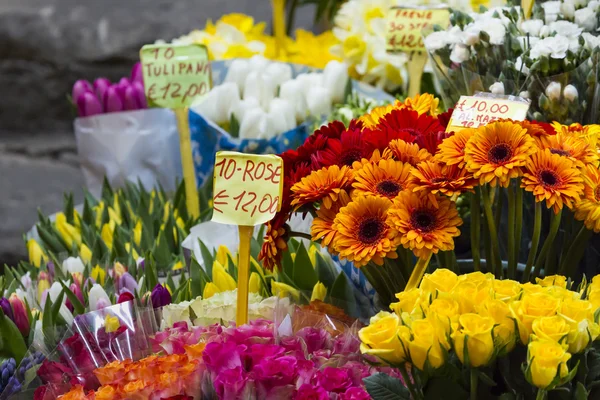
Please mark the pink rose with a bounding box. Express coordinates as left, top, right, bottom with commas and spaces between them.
294, 384, 329, 400
213, 366, 249, 400
245, 344, 285, 368
253, 355, 298, 388
315, 367, 353, 393
340, 387, 371, 400
202, 341, 245, 374
296, 327, 331, 354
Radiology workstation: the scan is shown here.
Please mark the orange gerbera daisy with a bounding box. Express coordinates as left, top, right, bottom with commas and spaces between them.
351, 148, 394, 170
552, 122, 600, 148
387, 139, 432, 166
358, 102, 399, 128
574, 165, 600, 232
521, 149, 584, 214
387, 191, 463, 258
411, 160, 476, 202
464, 121, 537, 187
311, 191, 352, 249
402, 93, 440, 116
435, 129, 475, 168
291, 165, 354, 209
352, 159, 413, 201
331, 196, 401, 267
534, 133, 599, 169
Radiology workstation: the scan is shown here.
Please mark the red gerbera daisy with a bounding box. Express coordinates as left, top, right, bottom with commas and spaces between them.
437, 108, 454, 131
311, 127, 371, 168
313, 120, 347, 140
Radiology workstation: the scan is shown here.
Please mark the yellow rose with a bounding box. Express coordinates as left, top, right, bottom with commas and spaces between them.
532, 316, 570, 343
545, 286, 580, 301
564, 317, 600, 353
560, 298, 594, 322
452, 313, 495, 367
458, 271, 494, 286
492, 279, 522, 302
522, 282, 545, 294
428, 297, 460, 350
452, 281, 488, 314
408, 318, 445, 370
359, 312, 411, 364
527, 339, 571, 389
420, 269, 458, 297
477, 298, 517, 352
27, 239, 47, 268
536, 275, 568, 288
390, 288, 425, 316
588, 290, 600, 311
510, 292, 561, 344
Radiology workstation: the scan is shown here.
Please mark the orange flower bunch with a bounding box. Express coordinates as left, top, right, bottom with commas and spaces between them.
59, 343, 205, 400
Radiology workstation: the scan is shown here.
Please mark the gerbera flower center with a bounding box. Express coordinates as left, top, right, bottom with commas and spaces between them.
340, 149, 363, 166
487, 143, 513, 164
376, 180, 402, 198
431, 177, 448, 184
539, 169, 560, 187
549, 148, 571, 157
410, 210, 437, 232
594, 185, 600, 202
357, 217, 385, 244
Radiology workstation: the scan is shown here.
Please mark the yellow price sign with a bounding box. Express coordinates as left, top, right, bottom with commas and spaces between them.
446, 95, 531, 132
386, 7, 450, 53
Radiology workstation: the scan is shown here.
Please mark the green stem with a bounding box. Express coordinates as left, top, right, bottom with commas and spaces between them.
481, 185, 503, 279
483, 213, 492, 274
470, 190, 481, 271
507, 183, 516, 280
533, 208, 563, 279
470, 369, 478, 400
536, 389, 546, 400
560, 225, 594, 277
515, 186, 523, 270
523, 202, 542, 283
288, 231, 312, 240
398, 364, 421, 400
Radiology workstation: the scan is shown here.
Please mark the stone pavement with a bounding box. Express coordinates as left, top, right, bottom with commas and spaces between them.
0, 0, 317, 266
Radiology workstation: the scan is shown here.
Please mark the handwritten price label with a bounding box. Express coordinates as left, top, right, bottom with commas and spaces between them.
386, 7, 450, 52
140, 44, 211, 109
446, 95, 531, 132
212, 152, 284, 226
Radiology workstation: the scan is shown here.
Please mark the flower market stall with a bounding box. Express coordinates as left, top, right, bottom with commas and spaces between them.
1, 0, 600, 399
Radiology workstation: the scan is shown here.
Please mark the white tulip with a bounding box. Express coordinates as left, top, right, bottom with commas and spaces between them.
192, 83, 241, 125
269, 98, 296, 132
306, 87, 332, 118
323, 61, 349, 103
489, 82, 505, 95
248, 55, 270, 75
265, 63, 293, 88
563, 85, 578, 101
232, 98, 260, 125
62, 257, 84, 275
89, 284, 111, 311
243, 71, 276, 110
48, 282, 74, 325
545, 81, 562, 101
295, 73, 324, 98
224, 59, 250, 93
239, 108, 276, 139
519, 91, 530, 100
279, 79, 308, 122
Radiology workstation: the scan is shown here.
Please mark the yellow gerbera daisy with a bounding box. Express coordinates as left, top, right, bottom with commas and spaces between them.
387, 191, 463, 258
402, 93, 440, 117
552, 122, 600, 149
311, 191, 352, 249
331, 196, 401, 267
387, 139, 432, 166
534, 133, 599, 169
435, 129, 475, 168
358, 102, 400, 128
352, 159, 413, 201
521, 149, 584, 214
291, 165, 354, 209
464, 121, 537, 187
574, 165, 600, 232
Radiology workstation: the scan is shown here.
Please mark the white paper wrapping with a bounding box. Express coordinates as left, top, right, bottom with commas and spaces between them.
74, 108, 182, 197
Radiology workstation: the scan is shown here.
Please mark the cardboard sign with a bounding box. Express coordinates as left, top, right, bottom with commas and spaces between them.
446, 95, 531, 132
211, 152, 284, 226
386, 7, 450, 53
140, 44, 211, 109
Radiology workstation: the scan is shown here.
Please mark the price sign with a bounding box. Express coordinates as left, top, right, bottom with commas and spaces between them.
446, 95, 531, 132
386, 7, 450, 53
140, 43, 211, 109
212, 152, 284, 226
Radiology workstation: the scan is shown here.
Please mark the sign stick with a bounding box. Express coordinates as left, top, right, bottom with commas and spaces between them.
272, 0, 287, 57
174, 107, 200, 219
407, 52, 428, 98
236, 225, 254, 325
522, 0, 534, 20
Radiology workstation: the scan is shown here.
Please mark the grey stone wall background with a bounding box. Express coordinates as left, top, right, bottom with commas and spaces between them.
0, 0, 317, 266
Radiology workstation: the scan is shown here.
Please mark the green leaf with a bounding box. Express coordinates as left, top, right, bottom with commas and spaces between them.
328, 272, 357, 317
145, 251, 159, 292
64, 193, 75, 225
82, 197, 95, 226
92, 234, 109, 265
0, 309, 28, 364
42, 297, 55, 344
199, 240, 214, 280
292, 243, 318, 291
153, 230, 172, 271
190, 256, 208, 297
363, 373, 410, 400
574, 382, 588, 400
51, 290, 65, 323
315, 252, 337, 289
229, 113, 240, 138
58, 280, 85, 315
36, 224, 68, 254
102, 176, 114, 202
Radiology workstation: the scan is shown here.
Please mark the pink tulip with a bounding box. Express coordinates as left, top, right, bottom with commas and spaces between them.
123, 85, 140, 110
132, 81, 147, 108
9, 294, 29, 336
76, 92, 103, 117
131, 62, 143, 83
103, 84, 124, 113
93, 78, 111, 101
72, 80, 93, 103
65, 282, 84, 312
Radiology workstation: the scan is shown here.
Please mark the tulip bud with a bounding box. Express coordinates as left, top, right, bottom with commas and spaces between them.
519, 91, 531, 99
232, 98, 260, 125
47, 261, 55, 278
9, 294, 29, 336
0, 297, 14, 321
203, 282, 219, 299
243, 71, 276, 110
224, 59, 250, 92
89, 284, 111, 311
118, 291, 135, 304
192, 82, 241, 125
311, 281, 328, 302
72, 80, 93, 104
269, 98, 296, 133
323, 61, 349, 103
132, 81, 147, 108
151, 284, 172, 308
296, 73, 324, 98
545, 81, 562, 101
248, 55, 269, 75
306, 87, 332, 118
279, 79, 308, 122
94, 78, 111, 100
239, 108, 276, 139
563, 84, 578, 101
76, 92, 103, 117
265, 62, 293, 87
27, 239, 47, 268
65, 282, 84, 312
123, 85, 140, 111
116, 77, 131, 98
118, 272, 138, 294
103, 84, 124, 113
62, 257, 84, 276
489, 82, 505, 95
249, 272, 262, 294
130, 62, 143, 83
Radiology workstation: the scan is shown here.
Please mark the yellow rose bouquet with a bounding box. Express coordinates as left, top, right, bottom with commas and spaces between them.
360, 269, 600, 399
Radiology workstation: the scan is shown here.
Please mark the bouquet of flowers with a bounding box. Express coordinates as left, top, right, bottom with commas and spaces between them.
262, 92, 600, 308
360, 269, 600, 399
425, 3, 600, 124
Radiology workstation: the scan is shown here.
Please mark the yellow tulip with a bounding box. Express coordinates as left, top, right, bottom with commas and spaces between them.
124, 243, 139, 260
308, 245, 318, 267
37, 279, 50, 304
216, 245, 233, 269
408, 318, 446, 370
101, 221, 115, 251
176, 217, 185, 232
108, 207, 122, 225
55, 213, 82, 248
104, 314, 120, 333
112, 193, 121, 220
250, 257, 265, 279
203, 282, 220, 299
73, 210, 82, 229
212, 261, 236, 292
249, 272, 262, 294
310, 281, 327, 302
92, 265, 106, 286
172, 261, 184, 271
162, 202, 171, 223
452, 314, 496, 367
132, 220, 142, 247
527, 339, 571, 389
27, 239, 47, 268
359, 312, 411, 364
80, 243, 92, 264
271, 281, 300, 302
94, 202, 105, 228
